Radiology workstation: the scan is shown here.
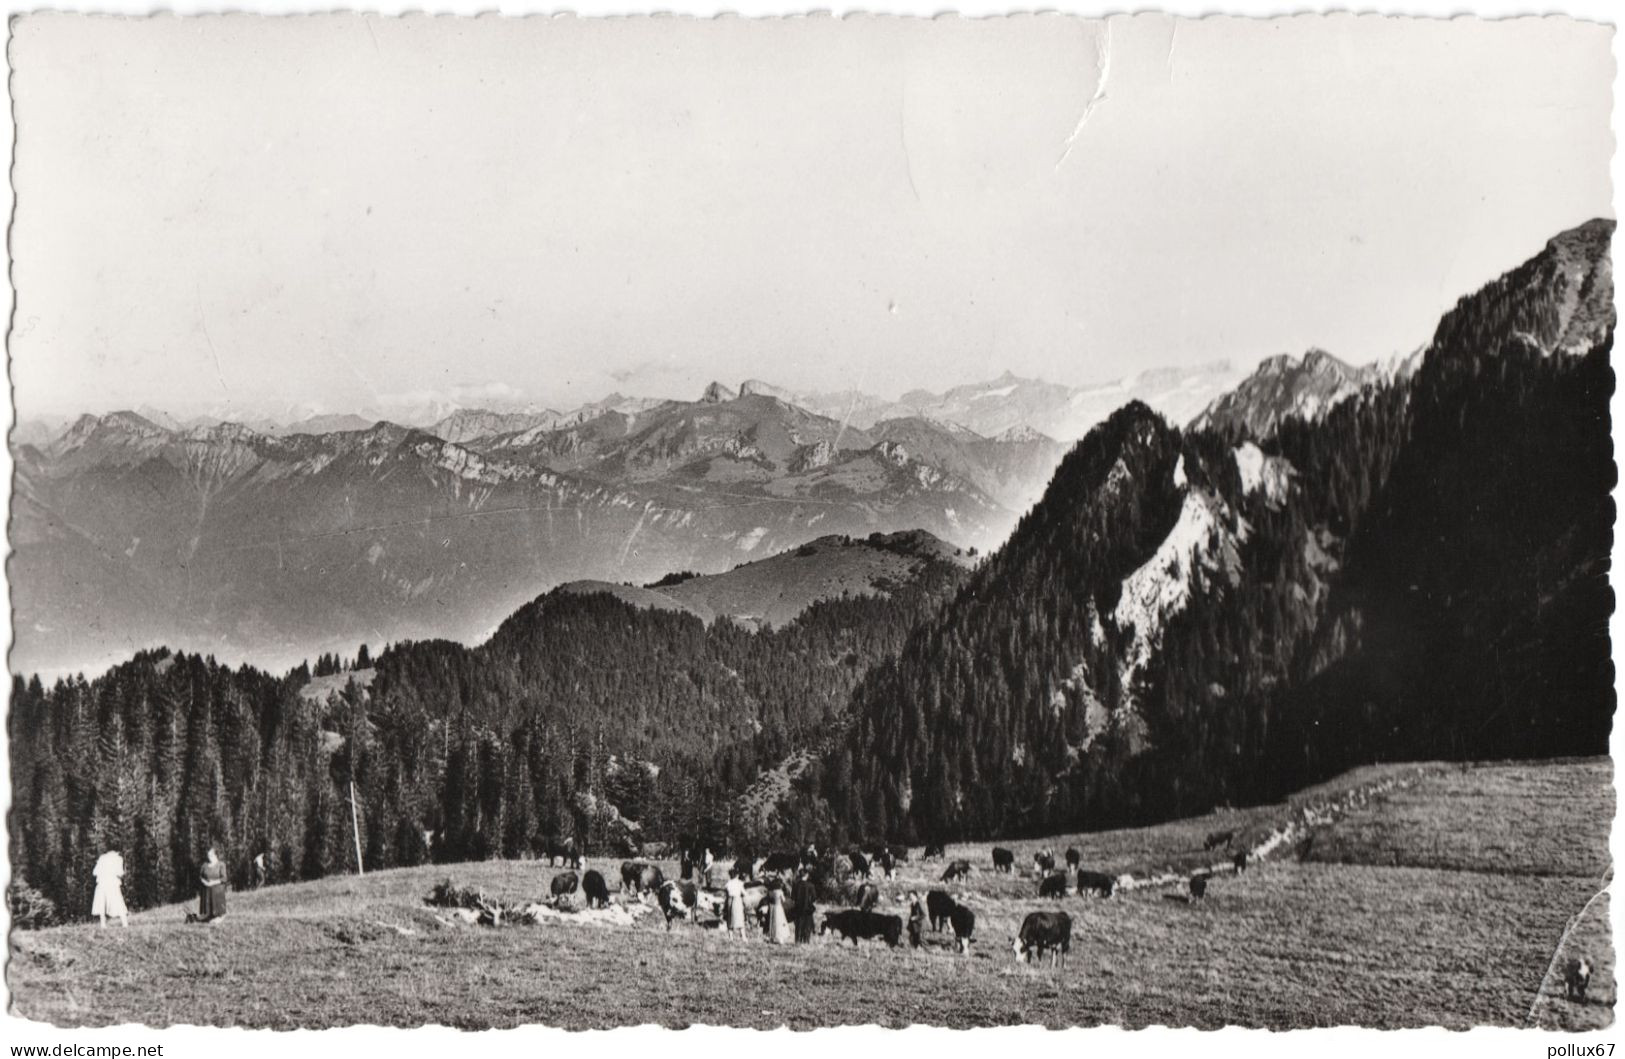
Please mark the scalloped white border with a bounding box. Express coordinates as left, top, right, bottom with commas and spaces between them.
0, 3, 1618, 1056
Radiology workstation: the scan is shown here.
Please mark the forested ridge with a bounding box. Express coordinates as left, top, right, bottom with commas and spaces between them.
807, 219, 1614, 844
8, 545, 967, 920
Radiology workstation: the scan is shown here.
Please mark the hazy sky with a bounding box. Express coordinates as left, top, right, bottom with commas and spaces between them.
10, 14, 1615, 421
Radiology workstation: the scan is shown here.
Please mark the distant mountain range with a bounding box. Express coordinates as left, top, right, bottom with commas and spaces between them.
10, 386, 1031, 675
10, 274, 1502, 681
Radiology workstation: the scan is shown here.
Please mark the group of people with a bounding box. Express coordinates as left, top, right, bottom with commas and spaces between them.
89, 845, 270, 928
720, 868, 819, 944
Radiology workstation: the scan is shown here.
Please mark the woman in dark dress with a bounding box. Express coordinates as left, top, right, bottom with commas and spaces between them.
198, 847, 228, 921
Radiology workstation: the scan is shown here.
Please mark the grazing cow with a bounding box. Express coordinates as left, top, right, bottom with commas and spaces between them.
1566, 957, 1592, 1002
1203, 829, 1235, 852
942, 860, 973, 883
820, 909, 903, 948
550, 871, 579, 899
926, 890, 957, 931
656, 880, 698, 929
1189, 873, 1211, 900
949, 904, 976, 954
849, 851, 872, 880
891, 846, 912, 864
582, 869, 611, 909
907, 899, 926, 949
1034, 849, 1056, 874
621, 861, 665, 895
1038, 872, 1068, 898
923, 843, 946, 861
1065, 848, 1081, 870
1076, 870, 1116, 898
853, 882, 881, 912
874, 850, 897, 880
739, 882, 770, 917
546, 835, 583, 869
762, 852, 801, 875
1014, 911, 1072, 968
992, 847, 1015, 873
1233, 850, 1249, 873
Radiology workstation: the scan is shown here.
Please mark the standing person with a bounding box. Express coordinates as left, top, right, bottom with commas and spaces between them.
198, 847, 228, 922
724, 869, 748, 940
765, 878, 791, 945
91, 849, 129, 929
790, 869, 817, 944
252, 852, 268, 890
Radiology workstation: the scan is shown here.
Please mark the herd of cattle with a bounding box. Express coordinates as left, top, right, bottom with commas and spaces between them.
525, 829, 1260, 967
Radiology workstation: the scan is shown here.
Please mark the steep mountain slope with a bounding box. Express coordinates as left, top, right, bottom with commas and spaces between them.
1190, 349, 1401, 437
815, 218, 1614, 843
865, 418, 1063, 513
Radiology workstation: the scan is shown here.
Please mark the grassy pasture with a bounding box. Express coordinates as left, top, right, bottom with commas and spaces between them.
9, 758, 1612, 1031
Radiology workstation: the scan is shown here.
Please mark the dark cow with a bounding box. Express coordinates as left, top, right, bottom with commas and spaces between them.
992, 847, 1015, 873
1566, 957, 1593, 1002
874, 850, 897, 880
820, 909, 903, 948
923, 843, 946, 861
761, 852, 801, 875
621, 860, 664, 895
941, 859, 973, 883
545, 835, 583, 869
1033, 849, 1056, 874
1233, 850, 1249, 873
848, 851, 872, 880
949, 904, 976, 954
891, 846, 912, 864
1203, 829, 1235, 852
926, 890, 957, 931
1014, 910, 1072, 967
1077, 870, 1117, 898
907, 899, 926, 949
1189, 873, 1211, 900
582, 869, 611, 909
550, 871, 579, 899
1038, 872, 1068, 899
1065, 848, 1081, 871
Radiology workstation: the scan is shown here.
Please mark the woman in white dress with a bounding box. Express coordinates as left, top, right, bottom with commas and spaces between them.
724, 870, 748, 940
765, 881, 791, 945
91, 849, 129, 928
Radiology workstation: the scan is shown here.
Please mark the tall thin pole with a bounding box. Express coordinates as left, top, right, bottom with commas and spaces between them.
349, 778, 365, 876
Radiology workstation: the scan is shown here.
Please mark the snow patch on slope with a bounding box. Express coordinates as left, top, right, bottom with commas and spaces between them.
1233, 443, 1296, 506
